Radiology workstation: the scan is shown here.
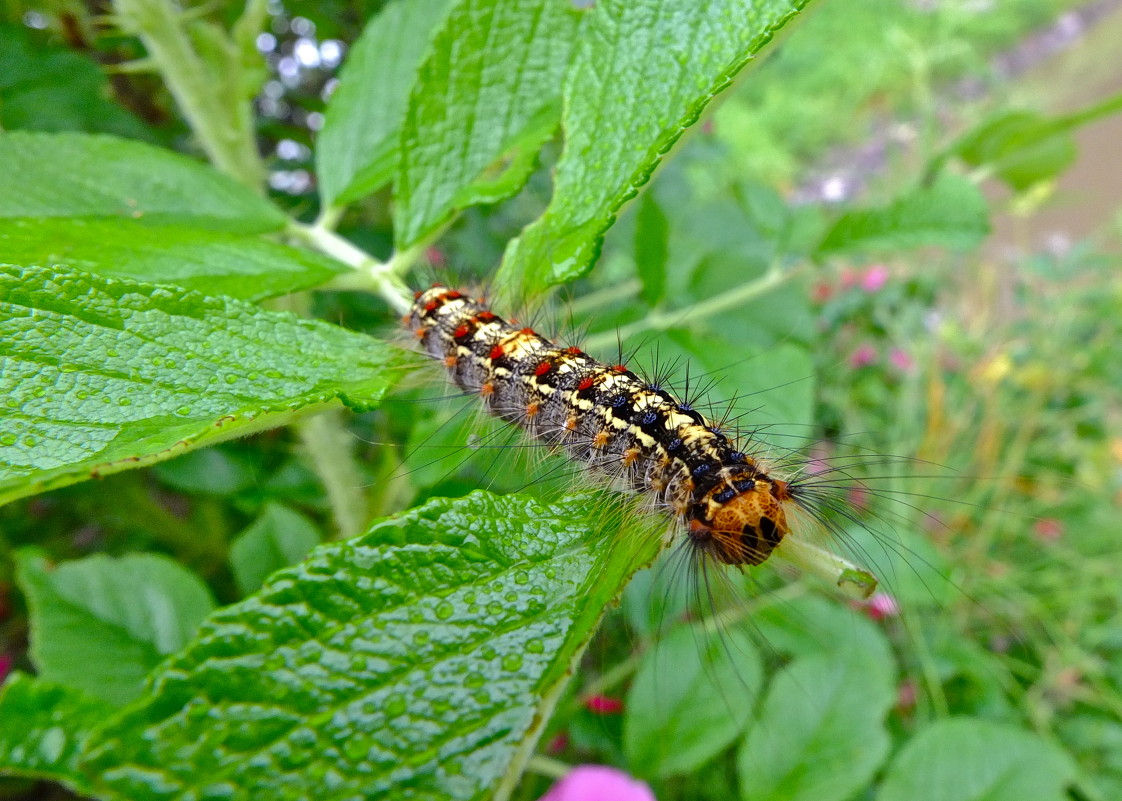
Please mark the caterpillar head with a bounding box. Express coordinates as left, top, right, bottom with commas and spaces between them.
687, 469, 792, 566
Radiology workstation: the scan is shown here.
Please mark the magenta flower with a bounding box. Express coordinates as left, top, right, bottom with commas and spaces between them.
862, 592, 901, 621
848, 344, 877, 368
584, 694, 623, 715
538, 766, 656, 801
861, 264, 890, 293
888, 348, 915, 373
1033, 518, 1064, 542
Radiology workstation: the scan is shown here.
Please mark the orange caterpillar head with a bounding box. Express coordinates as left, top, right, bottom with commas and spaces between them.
686, 469, 792, 566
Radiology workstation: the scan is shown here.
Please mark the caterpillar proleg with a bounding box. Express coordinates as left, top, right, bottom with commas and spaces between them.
407, 284, 877, 598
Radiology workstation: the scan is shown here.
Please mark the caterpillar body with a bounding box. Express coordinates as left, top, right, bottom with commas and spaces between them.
408, 284, 826, 570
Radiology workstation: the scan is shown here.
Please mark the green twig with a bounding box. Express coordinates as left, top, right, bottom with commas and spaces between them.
297, 411, 368, 539
114, 0, 267, 190
581, 265, 792, 353
286, 220, 422, 313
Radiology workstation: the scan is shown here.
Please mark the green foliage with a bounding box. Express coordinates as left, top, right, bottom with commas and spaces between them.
0, 264, 403, 504
16, 551, 217, 706
818, 174, 991, 255
736, 651, 894, 801
228, 503, 321, 595
624, 624, 762, 779
0, 132, 284, 232
497, 0, 810, 296
0, 0, 1118, 800
878, 719, 1077, 801
1, 492, 656, 801
316, 0, 452, 207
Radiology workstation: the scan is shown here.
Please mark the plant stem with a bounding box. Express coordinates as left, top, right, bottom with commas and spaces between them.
114, 0, 267, 191
581, 265, 792, 353
297, 411, 368, 539
286, 220, 420, 313
524, 755, 570, 780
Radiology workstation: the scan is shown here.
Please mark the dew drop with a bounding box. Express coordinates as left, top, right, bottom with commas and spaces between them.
118, 397, 131, 406
514, 572, 529, 586
75, 390, 88, 400
176, 405, 192, 416
504, 591, 518, 604
0, 433, 15, 446
481, 646, 496, 660
526, 639, 544, 654
165, 359, 178, 369
265, 370, 282, 379
412, 631, 430, 646
224, 374, 238, 384
22, 436, 36, 447
435, 601, 454, 620
106, 349, 119, 357
463, 672, 485, 689
501, 653, 523, 672
487, 601, 503, 616
463, 591, 476, 603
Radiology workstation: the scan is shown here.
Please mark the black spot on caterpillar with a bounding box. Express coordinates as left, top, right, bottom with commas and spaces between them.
407, 284, 871, 581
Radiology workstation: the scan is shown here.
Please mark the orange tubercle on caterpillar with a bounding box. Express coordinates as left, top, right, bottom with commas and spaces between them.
406, 284, 877, 596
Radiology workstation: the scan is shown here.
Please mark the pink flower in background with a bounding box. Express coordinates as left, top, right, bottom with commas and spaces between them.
0, 653, 12, 684
425, 247, 447, 268
538, 766, 656, 801
861, 264, 890, 293
862, 592, 901, 622
1033, 518, 1064, 542
889, 348, 915, 373
547, 732, 570, 754
584, 694, 623, 715
848, 344, 878, 368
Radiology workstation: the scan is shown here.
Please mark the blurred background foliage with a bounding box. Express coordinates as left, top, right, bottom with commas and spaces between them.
1, 0, 1120, 799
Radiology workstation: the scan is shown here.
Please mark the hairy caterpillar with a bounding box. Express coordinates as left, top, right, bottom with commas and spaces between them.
406, 284, 877, 593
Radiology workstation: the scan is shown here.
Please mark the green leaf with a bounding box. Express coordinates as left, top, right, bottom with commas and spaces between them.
0, 264, 406, 505
624, 623, 763, 779
817, 174, 990, 255
952, 110, 1077, 192
0, 218, 344, 301
736, 650, 895, 801
393, 0, 580, 248
0, 24, 150, 139
229, 502, 322, 596
16, 550, 218, 706
0, 673, 114, 794
496, 0, 810, 296
748, 594, 894, 669
633, 191, 669, 306
65, 491, 655, 801
877, 718, 1077, 801
317, 0, 452, 207
0, 132, 285, 233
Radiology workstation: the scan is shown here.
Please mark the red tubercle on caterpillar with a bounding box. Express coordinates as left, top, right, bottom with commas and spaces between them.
577, 376, 596, 391
489, 344, 506, 360
566, 346, 583, 356
453, 323, 471, 339
533, 361, 553, 377
520, 327, 535, 336
478, 311, 496, 322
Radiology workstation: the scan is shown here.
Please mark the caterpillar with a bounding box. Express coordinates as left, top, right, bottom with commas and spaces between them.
407, 284, 873, 586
